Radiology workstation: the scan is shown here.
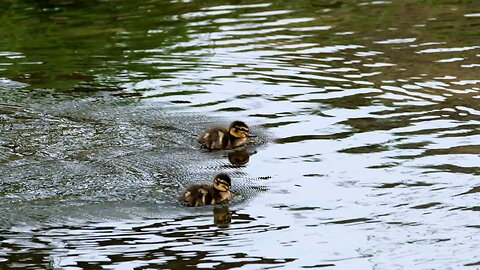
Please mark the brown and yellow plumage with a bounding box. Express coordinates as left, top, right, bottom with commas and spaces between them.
198, 121, 254, 150
181, 173, 233, 207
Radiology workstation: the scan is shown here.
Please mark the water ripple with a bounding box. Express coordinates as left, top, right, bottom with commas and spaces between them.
1, 0, 480, 269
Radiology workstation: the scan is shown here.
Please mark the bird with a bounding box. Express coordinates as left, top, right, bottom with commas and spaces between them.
198, 121, 255, 150
180, 173, 233, 207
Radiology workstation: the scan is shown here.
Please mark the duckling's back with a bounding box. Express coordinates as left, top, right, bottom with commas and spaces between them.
181, 184, 214, 206
197, 125, 229, 150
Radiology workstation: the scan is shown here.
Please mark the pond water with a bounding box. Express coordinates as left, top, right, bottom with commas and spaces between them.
1, 0, 480, 269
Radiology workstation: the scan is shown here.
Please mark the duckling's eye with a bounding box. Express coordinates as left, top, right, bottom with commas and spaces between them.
217, 179, 230, 186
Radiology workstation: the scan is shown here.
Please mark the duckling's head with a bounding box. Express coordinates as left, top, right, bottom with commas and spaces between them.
213, 173, 232, 192
228, 121, 254, 138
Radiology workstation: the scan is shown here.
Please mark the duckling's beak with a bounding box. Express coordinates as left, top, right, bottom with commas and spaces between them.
247, 132, 256, 138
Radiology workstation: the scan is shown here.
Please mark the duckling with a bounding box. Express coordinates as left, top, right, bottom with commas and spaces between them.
198, 121, 255, 150
181, 173, 233, 207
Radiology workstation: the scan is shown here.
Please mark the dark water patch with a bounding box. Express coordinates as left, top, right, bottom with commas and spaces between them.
395, 141, 431, 149
411, 202, 442, 209
385, 221, 420, 226
249, 112, 295, 119
460, 207, 480, 212
275, 132, 353, 144
391, 154, 420, 160
376, 181, 435, 189
236, 93, 263, 99
260, 120, 300, 128
303, 173, 325, 177
464, 260, 480, 267
268, 94, 304, 102
144, 90, 208, 98
216, 106, 246, 112
339, 143, 389, 154
376, 182, 403, 189
393, 124, 480, 137
170, 100, 192, 104
422, 164, 480, 175
406, 238, 451, 244
438, 128, 480, 138
339, 117, 406, 132
423, 145, 480, 156
297, 92, 381, 110
326, 218, 372, 225
455, 186, 480, 196
367, 162, 401, 169
67, 84, 125, 94
112, 92, 143, 98
288, 206, 322, 211
191, 100, 228, 107
302, 263, 336, 268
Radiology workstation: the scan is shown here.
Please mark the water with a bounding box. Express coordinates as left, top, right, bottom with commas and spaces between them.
1, 0, 480, 269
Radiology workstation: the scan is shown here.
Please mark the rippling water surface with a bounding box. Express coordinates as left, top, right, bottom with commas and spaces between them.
1, 0, 480, 269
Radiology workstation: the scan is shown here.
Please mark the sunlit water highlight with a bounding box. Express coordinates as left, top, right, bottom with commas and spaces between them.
1, 0, 480, 269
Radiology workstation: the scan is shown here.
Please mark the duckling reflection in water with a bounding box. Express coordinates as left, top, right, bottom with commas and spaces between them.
181, 173, 233, 207
198, 121, 255, 150
213, 206, 232, 228
228, 149, 257, 166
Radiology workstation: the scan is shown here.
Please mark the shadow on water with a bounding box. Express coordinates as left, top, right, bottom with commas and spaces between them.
1, 0, 480, 269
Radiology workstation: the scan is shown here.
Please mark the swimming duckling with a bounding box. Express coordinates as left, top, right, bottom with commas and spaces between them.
198, 121, 255, 150
181, 173, 233, 207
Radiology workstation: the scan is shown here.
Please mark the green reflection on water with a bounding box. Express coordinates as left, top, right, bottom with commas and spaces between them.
0, 0, 479, 93
0, 0, 191, 90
